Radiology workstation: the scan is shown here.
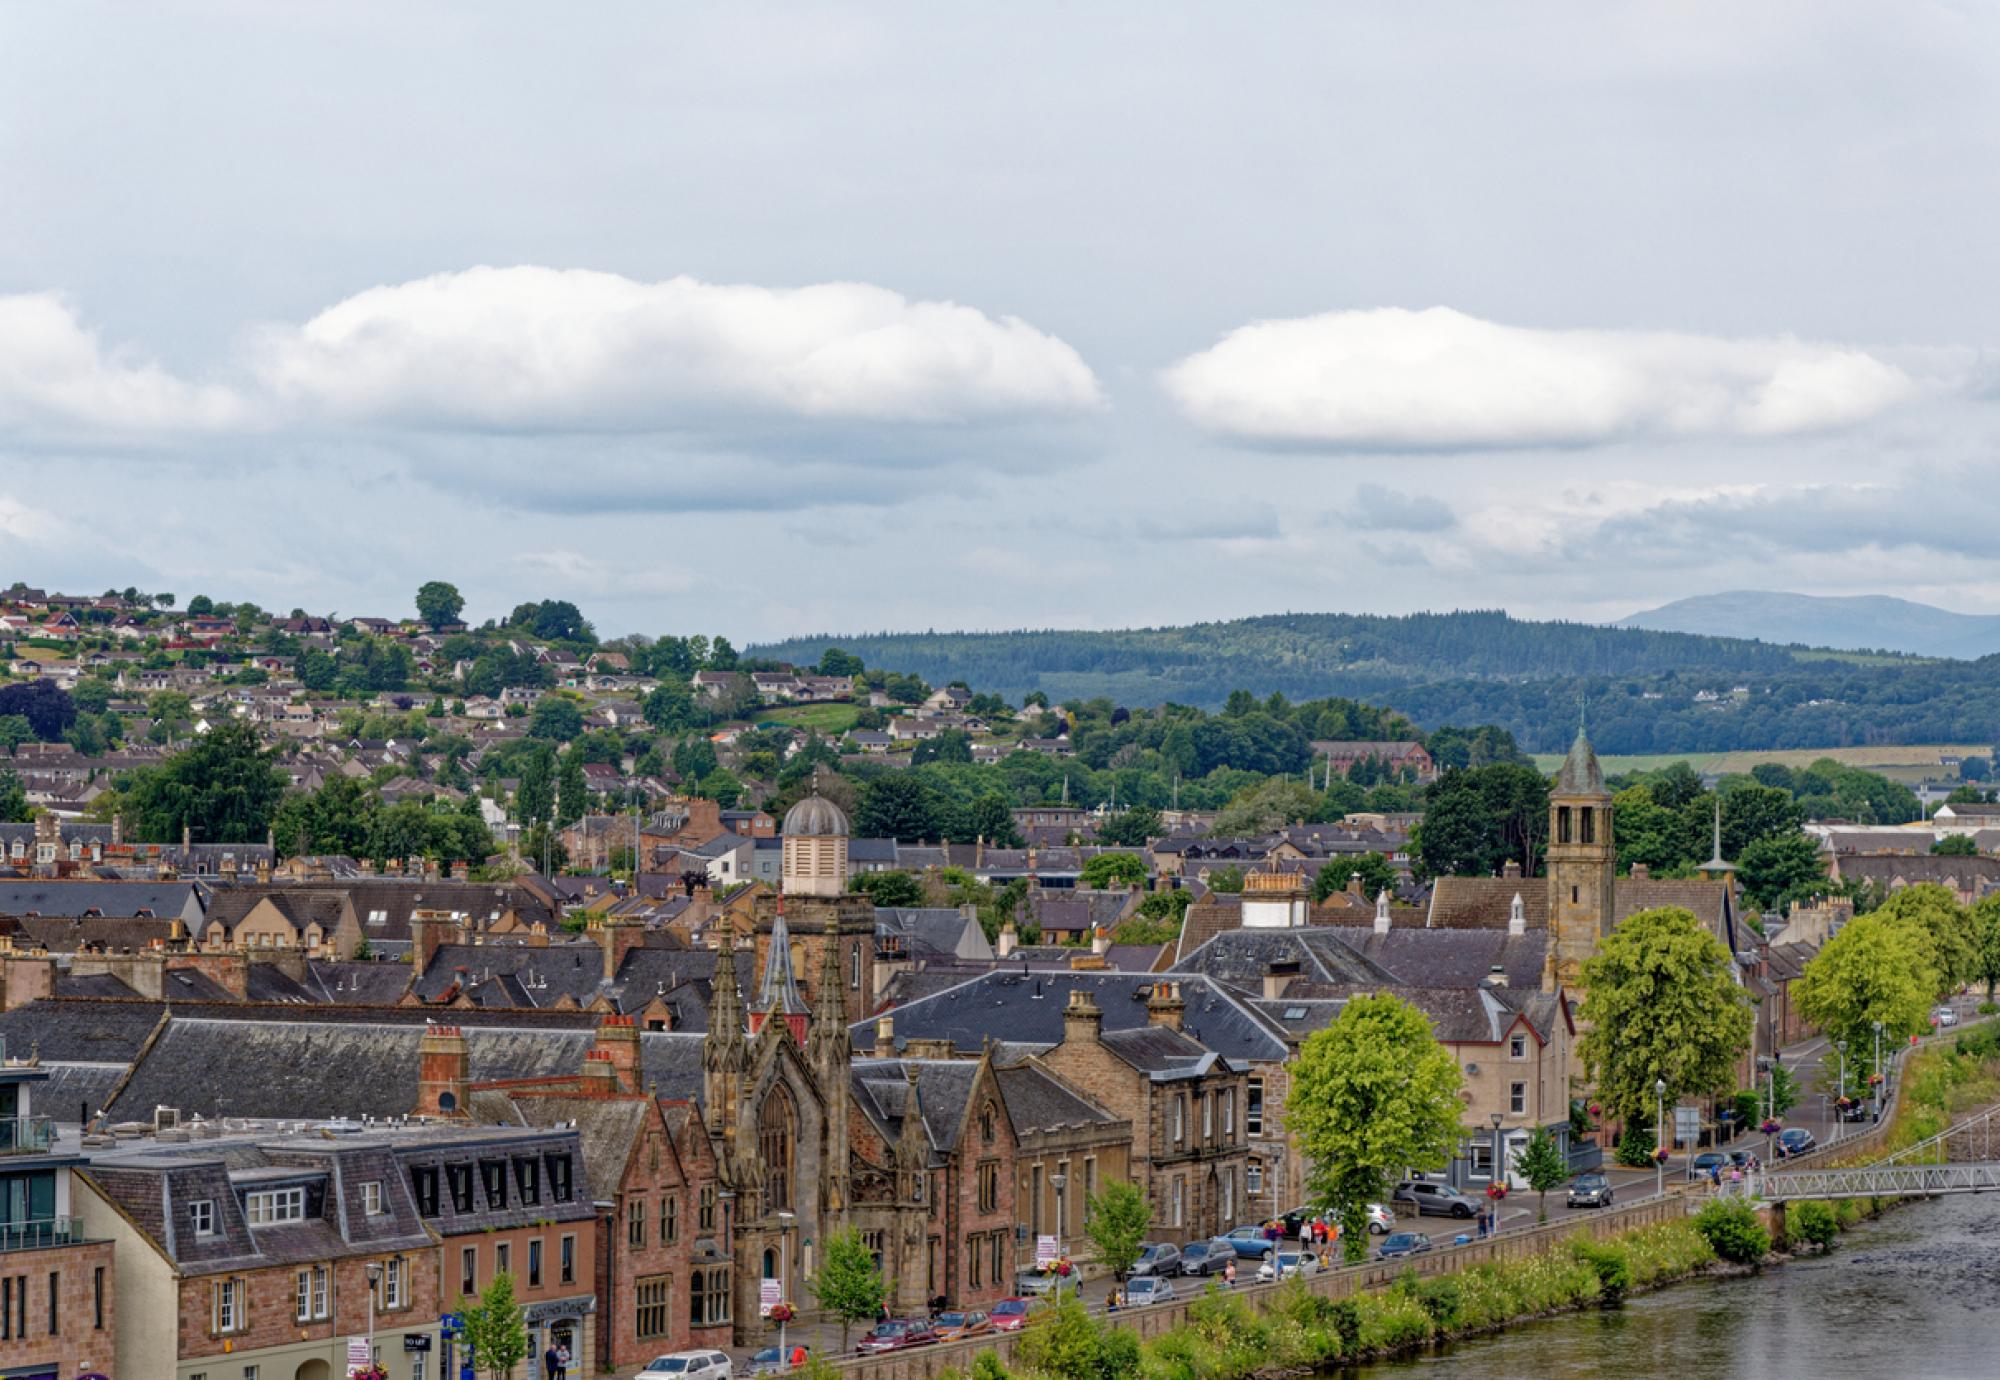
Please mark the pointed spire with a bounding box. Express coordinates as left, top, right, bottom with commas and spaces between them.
757, 909, 808, 1015
807, 920, 851, 1066
1553, 724, 1608, 798
1700, 799, 1737, 877
1508, 892, 1526, 936
897, 1061, 929, 1171
708, 921, 745, 1044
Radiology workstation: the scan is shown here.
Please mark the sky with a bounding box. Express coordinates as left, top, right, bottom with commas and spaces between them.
3, 2, 1998, 642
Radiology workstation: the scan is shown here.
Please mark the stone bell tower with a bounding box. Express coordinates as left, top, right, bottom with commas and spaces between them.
1546, 725, 1614, 988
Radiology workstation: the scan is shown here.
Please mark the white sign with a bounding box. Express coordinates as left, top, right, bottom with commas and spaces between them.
1674, 1106, 1701, 1147
1035, 1234, 1058, 1266
760, 1278, 783, 1317
346, 1336, 374, 1376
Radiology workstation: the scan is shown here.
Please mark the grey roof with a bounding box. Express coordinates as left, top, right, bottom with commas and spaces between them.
1169, 928, 1401, 990
992, 1062, 1124, 1136
0, 999, 167, 1063
474, 1094, 650, 1203
876, 908, 988, 959
858, 970, 1288, 1065
782, 793, 850, 838
851, 1059, 981, 1154
0, 880, 205, 918
1552, 727, 1608, 798
756, 914, 809, 1014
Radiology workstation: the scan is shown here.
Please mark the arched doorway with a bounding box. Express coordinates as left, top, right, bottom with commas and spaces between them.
295, 1360, 332, 1380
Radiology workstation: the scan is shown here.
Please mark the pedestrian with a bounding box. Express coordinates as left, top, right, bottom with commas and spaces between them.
543, 1343, 562, 1380
1224, 1259, 1236, 1289
1106, 1289, 1120, 1312
556, 1342, 570, 1380
791, 1346, 808, 1368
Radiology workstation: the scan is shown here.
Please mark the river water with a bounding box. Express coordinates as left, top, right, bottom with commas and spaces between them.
1351, 1192, 2000, 1379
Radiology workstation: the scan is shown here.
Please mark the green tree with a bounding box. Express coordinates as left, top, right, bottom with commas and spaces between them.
516, 743, 556, 825
1311, 852, 1396, 904
809, 1226, 886, 1353
1693, 1200, 1770, 1265
1972, 895, 2000, 998
1285, 992, 1463, 1261
1736, 831, 1826, 910
1082, 1178, 1151, 1280
955, 790, 1024, 848
853, 773, 945, 842
1207, 864, 1245, 893
458, 1270, 528, 1380
1212, 777, 1319, 835
555, 748, 588, 828
1874, 883, 1972, 998
1795, 910, 1938, 1077
415, 580, 466, 628
1095, 804, 1162, 848
528, 696, 585, 742
1514, 1125, 1569, 1223
1933, 833, 1979, 856
1577, 907, 1754, 1124
850, 870, 925, 908
119, 720, 288, 843
1413, 763, 1549, 879
1080, 852, 1147, 889
0, 716, 32, 756
0, 770, 26, 824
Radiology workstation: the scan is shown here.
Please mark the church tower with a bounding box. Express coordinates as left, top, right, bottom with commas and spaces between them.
1546, 725, 1614, 988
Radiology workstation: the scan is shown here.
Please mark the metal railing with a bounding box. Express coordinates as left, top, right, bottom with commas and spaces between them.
0, 1117, 54, 1156
0, 1217, 82, 1253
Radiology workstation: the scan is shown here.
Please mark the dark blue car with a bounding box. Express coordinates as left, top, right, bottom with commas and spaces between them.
1377, 1231, 1432, 1260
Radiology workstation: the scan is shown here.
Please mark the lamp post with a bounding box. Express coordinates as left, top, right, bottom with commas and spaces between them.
1654, 1079, 1667, 1198
1835, 1040, 1847, 1143
364, 1260, 382, 1375
777, 1210, 797, 1372
1488, 1111, 1504, 1234
1874, 1020, 1885, 1121
1050, 1174, 1068, 1258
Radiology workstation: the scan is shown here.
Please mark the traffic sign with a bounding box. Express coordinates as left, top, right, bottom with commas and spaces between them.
440, 1313, 464, 1338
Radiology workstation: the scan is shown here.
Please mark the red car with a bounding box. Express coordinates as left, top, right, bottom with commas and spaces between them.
855, 1320, 939, 1354
990, 1298, 1032, 1333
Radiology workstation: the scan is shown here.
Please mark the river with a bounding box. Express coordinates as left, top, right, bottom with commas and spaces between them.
1351, 1192, 2000, 1379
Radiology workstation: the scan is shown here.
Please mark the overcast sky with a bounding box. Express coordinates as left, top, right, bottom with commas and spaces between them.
4, 2, 1997, 641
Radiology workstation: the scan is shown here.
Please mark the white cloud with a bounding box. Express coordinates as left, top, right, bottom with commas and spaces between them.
249, 265, 1103, 431
1162, 306, 1937, 451
0, 294, 245, 437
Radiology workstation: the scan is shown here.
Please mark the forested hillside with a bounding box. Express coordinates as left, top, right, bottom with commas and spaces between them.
753, 611, 2000, 754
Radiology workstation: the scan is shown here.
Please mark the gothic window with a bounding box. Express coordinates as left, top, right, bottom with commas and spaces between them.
758, 1085, 797, 1213
980, 1101, 997, 1143
1580, 808, 1596, 844
1557, 806, 1572, 844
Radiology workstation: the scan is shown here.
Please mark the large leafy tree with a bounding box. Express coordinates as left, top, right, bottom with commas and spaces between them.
458, 1270, 527, 1380
1285, 992, 1463, 1261
1413, 763, 1549, 879
0, 681, 75, 741
1080, 852, 1147, 889
1795, 910, 1938, 1078
849, 870, 925, 908
555, 748, 589, 828
1871, 883, 1973, 998
414, 580, 465, 628
1083, 1179, 1151, 1280
809, 1226, 886, 1353
1096, 804, 1162, 848
1577, 907, 1753, 1122
1736, 831, 1825, 910
1311, 852, 1396, 904
0, 770, 26, 825
119, 720, 288, 843
1971, 895, 2000, 999
853, 772, 945, 842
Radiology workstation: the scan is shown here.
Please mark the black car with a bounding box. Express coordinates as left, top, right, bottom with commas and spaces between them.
1688, 1151, 1728, 1181
1566, 1172, 1613, 1208
1775, 1128, 1818, 1156
1378, 1231, 1433, 1260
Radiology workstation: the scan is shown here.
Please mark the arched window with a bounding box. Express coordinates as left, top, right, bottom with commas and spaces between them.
759, 1085, 796, 1213
980, 1102, 997, 1144
849, 942, 860, 991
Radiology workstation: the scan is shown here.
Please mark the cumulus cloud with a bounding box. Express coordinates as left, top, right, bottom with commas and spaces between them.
1162, 306, 1939, 451
250, 266, 1103, 430
0, 294, 245, 437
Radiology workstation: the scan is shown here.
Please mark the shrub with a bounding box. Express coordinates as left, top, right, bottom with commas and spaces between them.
1979, 1000, 1997, 1016
1788, 1200, 1839, 1251
1570, 1237, 1632, 1304
1408, 1275, 1462, 1332
1621, 1221, 1716, 1285
1615, 1124, 1656, 1167
1694, 1199, 1772, 1264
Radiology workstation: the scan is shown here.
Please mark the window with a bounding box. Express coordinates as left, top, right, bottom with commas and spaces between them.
968, 1234, 983, 1289
381, 1256, 407, 1310
664, 1196, 679, 1244
561, 1233, 576, 1286
991, 1232, 1006, 1284
1223, 1090, 1235, 1136
1202, 1093, 1213, 1139
1247, 1078, 1264, 1136
758, 1087, 796, 1213
361, 1180, 384, 1215
850, 941, 861, 990
689, 1265, 731, 1327
412, 1166, 440, 1216
460, 1246, 477, 1298
94, 1265, 104, 1330
190, 1199, 215, 1236
213, 1277, 244, 1334
1557, 805, 1572, 844
447, 1164, 474, 1214
243, 1368, 258, 1380
547, 1153, 574, 1203
245, 1187, 304, 1227
496, 1243, 511, 1277
296, 1266, 329, 1321
46, 1269, 56, 1335
480, 1160, 509, 1209
1083, 1157, 1097, 1221
528, 1239, 543, 1288
636, 1275, 671, 1339
1510, 1034, 1528, 1060
977, 1161, 999, 1214
1220, 1173, 1233, 1223
629, 1198, 647, 1248
698, 1186, 716, 1231
514, 1157, 541, 1206
1173, 1094, 1186, 1144
1510, 1082, 1528, 1116
1171, 1177, 1185, 1227
980, 1102, 996, 1143
1247, 1163, 1264, 1194
0, 1275, 19, 1340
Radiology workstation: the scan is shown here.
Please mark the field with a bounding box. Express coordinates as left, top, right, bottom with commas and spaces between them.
751, 702, 862, 735
1528, 743, 1990, 782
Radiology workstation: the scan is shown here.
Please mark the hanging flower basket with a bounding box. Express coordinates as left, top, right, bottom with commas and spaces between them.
350, 1368, 391, 1380
1653, 1146, 1671, 1164
1052, 1257, 1074, 1277
767, 1302, 796, 1324
1587, 1102, 1601, 1117
1759, 1119, 1781, 1134
1868, 1073, 1885, 1086
1484, 1181, 1508, 1199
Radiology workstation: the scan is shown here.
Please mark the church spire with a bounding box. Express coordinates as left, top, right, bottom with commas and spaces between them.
756, 905, 809, 1017
1699, 800, 1737, 878
704, 920, 747, 1134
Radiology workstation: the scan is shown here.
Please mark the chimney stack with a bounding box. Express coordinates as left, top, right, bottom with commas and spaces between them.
1508, 892, 1527, 937
1262, 959, 1301, 1002
997, 920, 1018, 960
1091, 927, 1112, 957
1629, 863, 1650, 882
1501, 859, 1522, 879
1373, 889, 1392, 935
1485, 963, 1509, 990
875, 1013, 895, 1051
1062, 987, 1103, 1046
1146, 980, 1185, 1031
417, 1026, 469, 1116
594, 1015, 642, 1093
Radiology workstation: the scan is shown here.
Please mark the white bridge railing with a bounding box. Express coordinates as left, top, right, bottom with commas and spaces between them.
1716, 1099, 2000, 1203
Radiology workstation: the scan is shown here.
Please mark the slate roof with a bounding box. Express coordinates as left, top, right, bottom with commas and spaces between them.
851, 1059, 981, 1155
0, 880, 204, 919
471, 1094, 649, 1203
1552, 728, 1608, 797
992, 1062, 1125, 1137
1169, 928, 1400, 990
0, 998, 168, 1063
204, 889, 346, 936
6, 914, 184, 952
1611, 878, 1733, 933
857, 970, 1288, 1065
1100, 1024, 1219, 1078
1426, 878, 1551, 930
877, 908, 988, 960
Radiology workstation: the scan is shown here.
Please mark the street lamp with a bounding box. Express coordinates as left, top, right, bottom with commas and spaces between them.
364, 1261, 382, 1374
1874, 1020, 1885, 1121
1835, 1040, 1847, 1143
1488, 1112, 1504, 1232
776, 1212, 798, 1372
1050, 1173, 1068, 1251
1654, 1079, 1667, 1198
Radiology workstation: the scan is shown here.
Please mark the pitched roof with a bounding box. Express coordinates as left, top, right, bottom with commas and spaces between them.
1425, 877, 1550, 930
1552, 727, 1608, 798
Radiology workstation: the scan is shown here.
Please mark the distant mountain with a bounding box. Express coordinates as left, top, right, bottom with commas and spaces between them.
1616, 591, 2000, 660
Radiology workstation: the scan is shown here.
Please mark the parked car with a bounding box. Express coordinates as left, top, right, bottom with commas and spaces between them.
932, 1310, 991, 1342
1688, 1151, 1728, 1181
1936, 1005, 1959, 1028
747, 1347, 809, 1376
1377, 1231, 1433, 1260
1129, 1242, 1183, 1277
1257, 1250, 1319, 1283
1017, 1268, 1083, 1299
856, 1321, 938, 1354
1362, 1203, 1397, 1235
1566, 1172, 1614, 1208
1393, 1180, 1478, 1219
1840, 1100, 1873, 1123
1221, 1225, 1281, 1259
1776, 1128, 1818, 1156
1179, 1239, 1238, 1276
637, 1352, 734, 1380
990, 1298, 1033, 1333
1124, 1275, 1177, 1307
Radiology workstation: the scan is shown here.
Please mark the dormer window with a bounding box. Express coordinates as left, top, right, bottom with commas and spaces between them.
245, 1187, 305, 1227
190, 1199, 215, 1236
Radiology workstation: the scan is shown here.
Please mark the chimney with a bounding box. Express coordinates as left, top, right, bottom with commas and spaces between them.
111, 813, 123, 847
594, 1015, 642, 1093
417, 1026, 469, 1116
1508, 892, 1527, 937
997, 920, 1018, 960
1262, 959, 1302, 1001
1373, 889, 1392, 935
875, 1013, 895, 1051
1062, 987, 1103, 1046
1629, 863, 1650, 882
253, 854, 271, 884
1091, 927, 1112, 957
1501, 859, 1522, 879
600, 915, 642, 983
579, 1049, 619, 1094
1345, 874, 1363, 898
526, 921, 550, 949
1485, 963, 1509, 990
1146, 980, 1185, 1031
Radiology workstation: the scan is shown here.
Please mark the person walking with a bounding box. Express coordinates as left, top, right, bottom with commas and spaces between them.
543, 1342, 563, 1380
1223, 1259, 1237, 1289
